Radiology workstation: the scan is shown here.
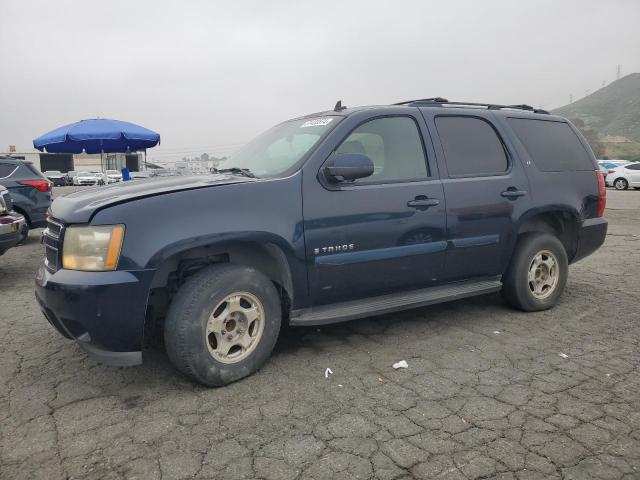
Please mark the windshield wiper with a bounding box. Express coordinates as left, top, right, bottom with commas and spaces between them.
213, 167, 256, 178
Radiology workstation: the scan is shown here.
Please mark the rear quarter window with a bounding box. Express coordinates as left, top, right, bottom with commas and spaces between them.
0, 163, 18, 178
507, 118, 595, 172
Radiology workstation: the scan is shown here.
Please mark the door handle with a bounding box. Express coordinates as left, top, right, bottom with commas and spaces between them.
501, 188, 527, 199
407, 196, 440, 209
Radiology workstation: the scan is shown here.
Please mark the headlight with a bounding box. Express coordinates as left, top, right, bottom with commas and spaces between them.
62, 225, 125, 271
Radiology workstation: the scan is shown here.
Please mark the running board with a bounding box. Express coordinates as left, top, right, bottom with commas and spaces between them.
290, 278, 502, 326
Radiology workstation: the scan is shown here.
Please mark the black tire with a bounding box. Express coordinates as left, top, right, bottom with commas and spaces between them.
614, 178, 628, 190
17, 223, 29, 245
164, 264, 282, 386
502, 233, 568, 312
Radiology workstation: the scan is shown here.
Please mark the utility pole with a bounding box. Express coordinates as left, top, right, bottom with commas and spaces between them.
617, 64, 621, 80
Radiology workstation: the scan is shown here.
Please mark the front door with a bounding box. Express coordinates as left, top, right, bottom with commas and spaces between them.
303, 114, 447, 305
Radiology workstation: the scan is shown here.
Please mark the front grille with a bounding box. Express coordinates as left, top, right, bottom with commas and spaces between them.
43, 217, 64, 272
2, 192, 12, 211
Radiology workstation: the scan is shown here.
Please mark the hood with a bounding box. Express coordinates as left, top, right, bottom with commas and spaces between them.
51, 174, 254, 223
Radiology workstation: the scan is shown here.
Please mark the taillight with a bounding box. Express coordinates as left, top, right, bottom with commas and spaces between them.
607, 169, 615, 174
18, 180, 51, 192
596, 171, 606, 217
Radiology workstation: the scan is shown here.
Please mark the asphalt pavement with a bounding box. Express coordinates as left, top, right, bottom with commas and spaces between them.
1, 187, 639, 480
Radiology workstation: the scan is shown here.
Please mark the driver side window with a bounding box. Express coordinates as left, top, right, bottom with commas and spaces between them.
335, 116, 429, 184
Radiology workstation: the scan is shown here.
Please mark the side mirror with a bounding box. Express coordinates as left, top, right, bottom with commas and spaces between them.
324, 153, 374, 183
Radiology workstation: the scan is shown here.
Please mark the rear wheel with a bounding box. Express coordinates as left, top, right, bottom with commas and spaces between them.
614, 178, 628, 190
16, 221, 29, 244
502, 233, 568, 311
164, 264, 281, 386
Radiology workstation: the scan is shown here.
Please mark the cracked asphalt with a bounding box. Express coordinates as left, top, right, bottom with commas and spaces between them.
1, 187, 639, 480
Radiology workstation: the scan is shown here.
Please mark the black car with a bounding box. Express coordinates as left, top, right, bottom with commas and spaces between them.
35, 99, 607, 386
0, 156, 52, 242
43, 170, 68, 186
0, 185, 27, 256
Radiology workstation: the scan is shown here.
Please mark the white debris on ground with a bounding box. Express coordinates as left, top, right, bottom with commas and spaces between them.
392, 360, 409, 369
324, 367, 333, 378
558, 352, 569, 358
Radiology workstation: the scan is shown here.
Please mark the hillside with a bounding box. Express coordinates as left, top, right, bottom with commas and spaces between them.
553, 73, 640, 159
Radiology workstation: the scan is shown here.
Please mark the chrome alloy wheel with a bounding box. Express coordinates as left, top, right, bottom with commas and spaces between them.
614, 178, 628, 190
528, 250, 559, 300
205, 292, 265, 364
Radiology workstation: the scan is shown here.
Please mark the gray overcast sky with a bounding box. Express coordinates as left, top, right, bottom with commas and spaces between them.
1, 0, 639, 161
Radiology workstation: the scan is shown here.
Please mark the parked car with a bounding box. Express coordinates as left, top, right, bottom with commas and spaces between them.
0, 185, 27, 255
129, 171, 149, 180
73, 171, 101, 186
43, 170, 67, 186
605, 163, 640, 190
0, 156, 51, 242
105, 169, 123, 183
91, 172, 106, 185
35, 99, 607, 386
65, 171, 78, 185
597, 160, 631, 186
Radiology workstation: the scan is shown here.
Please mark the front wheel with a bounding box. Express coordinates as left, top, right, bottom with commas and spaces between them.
502, 233, 568, 311
164, 264, 282, 386
614, 178, 628, 190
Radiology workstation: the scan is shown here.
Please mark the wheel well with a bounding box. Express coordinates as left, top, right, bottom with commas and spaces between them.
144, 241, 293, 346
12, 205, 31, 227
516, 211, 579, 261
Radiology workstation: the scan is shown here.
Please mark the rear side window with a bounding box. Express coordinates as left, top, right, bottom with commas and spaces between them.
627, 163, 640, 170
0, 163, 18, 178
507, 118, 594, 172
434, 116, 508, 177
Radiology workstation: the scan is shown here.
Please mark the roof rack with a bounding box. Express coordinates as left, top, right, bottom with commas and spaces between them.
394, 98, 549, 115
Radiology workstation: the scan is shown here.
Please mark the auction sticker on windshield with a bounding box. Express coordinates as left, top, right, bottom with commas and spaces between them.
300, 118, 333, 128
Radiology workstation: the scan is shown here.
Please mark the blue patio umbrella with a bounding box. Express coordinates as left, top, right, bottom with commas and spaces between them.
33, 118, 160, 176
33, 118, 160, 154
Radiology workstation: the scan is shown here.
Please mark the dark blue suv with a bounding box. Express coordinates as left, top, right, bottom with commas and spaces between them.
35, 99, 607, 386
0, 156, 52, 242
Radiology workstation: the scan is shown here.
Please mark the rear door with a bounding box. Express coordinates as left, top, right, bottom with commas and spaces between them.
303, 111, 447, 305
420, 110, 530, 280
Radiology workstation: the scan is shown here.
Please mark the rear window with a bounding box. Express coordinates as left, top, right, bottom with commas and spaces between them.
507, 118, 594, 172
434, 116, 509, 177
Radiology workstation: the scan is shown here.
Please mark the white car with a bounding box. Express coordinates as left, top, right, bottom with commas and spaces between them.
597, 160, 631, 186
105, 169, 123, 183
73, 171, 101, 186
605, 163, 640, 190
129, 171, 149, 180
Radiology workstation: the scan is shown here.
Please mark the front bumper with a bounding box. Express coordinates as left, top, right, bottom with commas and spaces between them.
572, 217, 608, 263
34, 265, 155, 366
0, 213, 26, 251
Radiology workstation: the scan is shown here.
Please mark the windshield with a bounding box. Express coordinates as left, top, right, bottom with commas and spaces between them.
225, 116, 340, 178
